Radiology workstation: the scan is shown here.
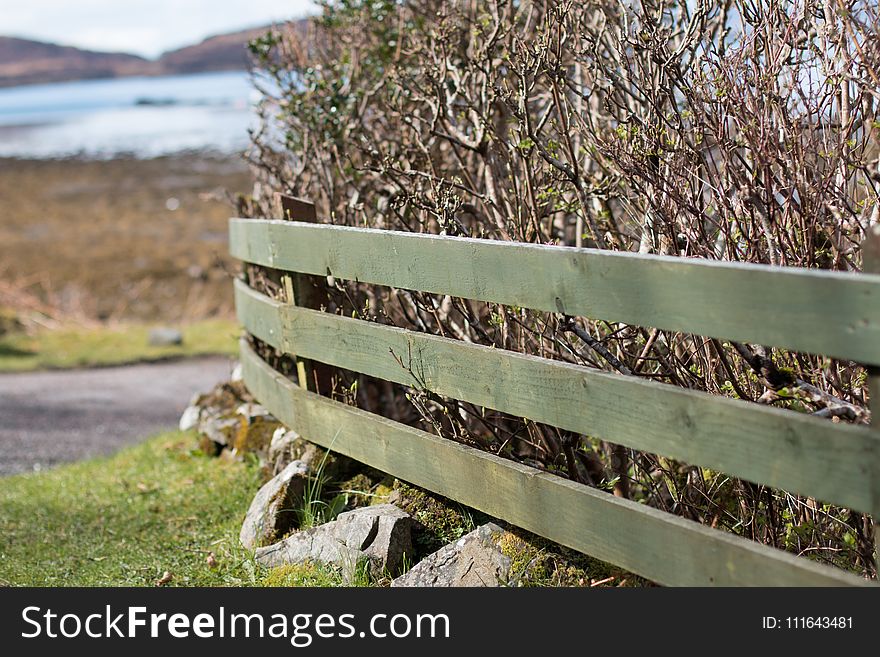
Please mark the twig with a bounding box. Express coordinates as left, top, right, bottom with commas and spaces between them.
732, 342, 869, 422
560, 316, 632, 375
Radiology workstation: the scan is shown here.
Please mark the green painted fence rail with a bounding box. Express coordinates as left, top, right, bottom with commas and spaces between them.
230, 218, 880, 366
229, 212, 880, 587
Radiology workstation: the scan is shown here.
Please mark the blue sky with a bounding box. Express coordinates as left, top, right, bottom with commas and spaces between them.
2, 0, 317, 58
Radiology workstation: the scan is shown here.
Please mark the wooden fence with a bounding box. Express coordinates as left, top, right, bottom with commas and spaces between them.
229, 201, 880, 586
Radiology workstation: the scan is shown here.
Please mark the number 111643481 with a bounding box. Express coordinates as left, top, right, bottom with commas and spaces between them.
762, 617, 853, 630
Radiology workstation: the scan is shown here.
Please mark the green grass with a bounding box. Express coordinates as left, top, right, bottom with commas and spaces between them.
0, 319, 239, 372
0, 431, 383, 587
0, 432, 263, 586
0, 429, 636, 587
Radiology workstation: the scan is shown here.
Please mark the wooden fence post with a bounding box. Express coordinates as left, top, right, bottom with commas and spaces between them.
275, 193, 334, 395
862, 224, 880, 578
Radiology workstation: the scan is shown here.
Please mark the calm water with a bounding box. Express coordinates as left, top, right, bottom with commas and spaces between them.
0, 71, 258, 158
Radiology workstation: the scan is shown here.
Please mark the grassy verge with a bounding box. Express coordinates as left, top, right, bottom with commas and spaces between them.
0, 432, 374, 587
0, 319, 239, 372
0, 429, 639, 587
0, 432, 262, 586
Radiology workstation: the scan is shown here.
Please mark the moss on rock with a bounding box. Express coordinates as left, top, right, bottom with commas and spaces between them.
232, 415, 281, 455
498, 527, 647, 587
260, 561, 346, 587
389, 481, 489, 558
195, 380, 252, 410
382, 480, 647, 587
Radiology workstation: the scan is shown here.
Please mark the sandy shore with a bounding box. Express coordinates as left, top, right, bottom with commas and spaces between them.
0, 154, 252, 322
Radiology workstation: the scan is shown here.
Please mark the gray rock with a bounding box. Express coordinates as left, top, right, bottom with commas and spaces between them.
255, 504, 414, 581
178, 404, 201, 431
266, 427, 358, 479
148, 327, 183, 346
240, 460, 309, 550
234, 402, 274, 421
391, 523, 511, 587
268, 428, 298, 475
199, 414, 239, 447
195, 402, 281, 457
230, 363, 243, 381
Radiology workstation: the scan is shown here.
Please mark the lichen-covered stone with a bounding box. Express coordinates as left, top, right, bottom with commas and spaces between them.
266, 427, 359, 479
391, 523, 511, 587
200, 415, 241, 447
195, 401, 281, 459
196, 380, 253, 411
232, 408, 281, 456
267, 428, 299, 475
240, 460, 309, 550
255, 504, 414, 581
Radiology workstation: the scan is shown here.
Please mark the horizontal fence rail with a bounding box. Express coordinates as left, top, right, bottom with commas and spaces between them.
230, 218, 880, 366
231, 214, 880, 586
239, 339, 869, 586
234, 279, 880, 515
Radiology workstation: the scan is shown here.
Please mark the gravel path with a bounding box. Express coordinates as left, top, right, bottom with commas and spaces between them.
0, 357, 235, 476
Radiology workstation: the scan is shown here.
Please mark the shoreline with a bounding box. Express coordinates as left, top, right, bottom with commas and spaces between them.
0, 149, 252, 167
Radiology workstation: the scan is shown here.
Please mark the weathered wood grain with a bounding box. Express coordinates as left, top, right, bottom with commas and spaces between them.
234, 279, 284, 347
239, 338, 872, 586
277, 194, 317, 391
234, 279, 880, 514
229, 219, 880, 365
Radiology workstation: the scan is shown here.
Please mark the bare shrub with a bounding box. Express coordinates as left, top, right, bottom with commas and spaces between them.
245, 0, 880, 577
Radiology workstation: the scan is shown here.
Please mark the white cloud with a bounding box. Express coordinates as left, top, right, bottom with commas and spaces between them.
1, 0, 317, 58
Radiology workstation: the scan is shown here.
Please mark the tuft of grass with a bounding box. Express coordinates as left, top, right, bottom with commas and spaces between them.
0, 319, 239, 372
293, 432, 348, 530
0, 431, 262, 586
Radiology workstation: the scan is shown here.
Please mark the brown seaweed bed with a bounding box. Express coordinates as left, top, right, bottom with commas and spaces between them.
0, 154, 252, 322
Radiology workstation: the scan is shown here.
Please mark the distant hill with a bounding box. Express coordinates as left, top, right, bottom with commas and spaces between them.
0, 37, 151, 87
0, 23, 302, 88
154, 26, 274, 75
